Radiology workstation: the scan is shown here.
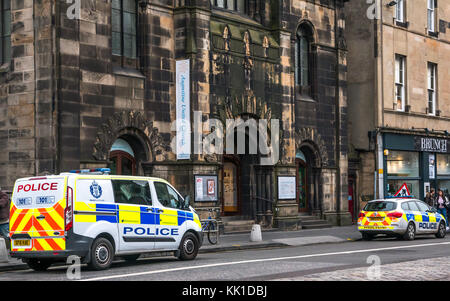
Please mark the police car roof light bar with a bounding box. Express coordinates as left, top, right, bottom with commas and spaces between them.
68, 168, 111, 175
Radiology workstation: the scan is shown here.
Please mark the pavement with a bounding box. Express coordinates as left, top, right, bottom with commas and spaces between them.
0, 224, 361, 272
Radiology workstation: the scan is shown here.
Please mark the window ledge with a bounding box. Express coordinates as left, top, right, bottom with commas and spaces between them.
395, 21, 409, 28
112, 65, 145, 79
428, 31, 439, 38
297, 95, 315, 103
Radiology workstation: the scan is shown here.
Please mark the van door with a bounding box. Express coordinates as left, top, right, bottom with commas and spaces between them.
113, 179, 156, 252
10, 176, 67, 252
152, 181, 185, 250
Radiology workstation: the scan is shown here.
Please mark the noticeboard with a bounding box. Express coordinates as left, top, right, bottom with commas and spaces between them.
277, 176, 296, 200
194, 175, 218, 202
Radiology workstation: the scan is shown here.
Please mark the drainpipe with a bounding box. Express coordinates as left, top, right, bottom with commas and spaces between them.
334, 3, 342, 226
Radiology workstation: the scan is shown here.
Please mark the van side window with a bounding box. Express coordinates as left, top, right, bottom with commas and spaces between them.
154, 182, 182, 209
111, 180, 152, 206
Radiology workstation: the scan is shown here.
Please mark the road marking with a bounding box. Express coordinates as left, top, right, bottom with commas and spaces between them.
81, 241, 450, 281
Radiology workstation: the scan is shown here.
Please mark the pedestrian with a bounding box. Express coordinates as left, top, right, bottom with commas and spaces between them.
436, 189, 449, 230
0, 188, 10, 242
425, 188, 436, 208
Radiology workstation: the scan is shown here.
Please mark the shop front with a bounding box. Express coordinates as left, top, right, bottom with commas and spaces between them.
383, 133, 450, 200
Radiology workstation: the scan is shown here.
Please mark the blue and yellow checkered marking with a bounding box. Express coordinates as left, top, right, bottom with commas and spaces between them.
75, 203, 196, 226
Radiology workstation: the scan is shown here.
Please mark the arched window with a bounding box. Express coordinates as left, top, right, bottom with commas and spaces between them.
211, 0, 246, 14
112, 0, 137, 68
295, 24, 314, 97
109, 138, 137, 175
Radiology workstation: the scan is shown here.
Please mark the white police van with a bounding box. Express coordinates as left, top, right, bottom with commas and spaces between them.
9, 169, 202, 271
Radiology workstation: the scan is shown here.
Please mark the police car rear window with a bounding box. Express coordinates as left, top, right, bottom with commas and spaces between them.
364, 201, 397, 211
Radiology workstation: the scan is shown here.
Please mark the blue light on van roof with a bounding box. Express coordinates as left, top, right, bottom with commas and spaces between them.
69, 168, 111, 175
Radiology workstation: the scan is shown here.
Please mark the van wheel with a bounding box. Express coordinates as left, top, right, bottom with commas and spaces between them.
88, 237, 114, 270
435, 222, 446, 238
27, 259, 52, 271
122, 254, 140, 262
403, 223, 416, 241
178, 232, 199, 261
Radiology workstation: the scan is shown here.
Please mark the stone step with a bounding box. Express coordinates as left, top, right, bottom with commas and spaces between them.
223, 220, 255, 234
302, 223, 333, 229
298, 215, 333, 229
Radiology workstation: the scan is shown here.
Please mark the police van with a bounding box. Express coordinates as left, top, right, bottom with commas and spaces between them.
9, 169, 203, 271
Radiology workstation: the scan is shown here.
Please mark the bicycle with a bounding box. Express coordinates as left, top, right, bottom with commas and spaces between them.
200, 208, 220, 245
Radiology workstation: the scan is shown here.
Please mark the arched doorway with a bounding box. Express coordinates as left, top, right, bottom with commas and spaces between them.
220, 116, 271, 220
108, 138, 137, 175
296, 145, 321, 214
296, 150, 308, 213
222, 156, 240, 215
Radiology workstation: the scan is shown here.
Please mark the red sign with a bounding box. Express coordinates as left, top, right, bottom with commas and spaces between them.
17, 183, 58, 193
394, 183, 411, 197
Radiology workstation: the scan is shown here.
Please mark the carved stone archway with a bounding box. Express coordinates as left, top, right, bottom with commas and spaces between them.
92, 111, 170, 163
295, 127, 328, 168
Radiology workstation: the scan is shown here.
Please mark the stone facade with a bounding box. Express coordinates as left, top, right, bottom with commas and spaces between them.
0, 0, 352, 229
345, 0, 450, 213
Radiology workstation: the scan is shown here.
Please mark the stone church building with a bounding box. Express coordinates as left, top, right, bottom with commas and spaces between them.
0, 0, 352, 230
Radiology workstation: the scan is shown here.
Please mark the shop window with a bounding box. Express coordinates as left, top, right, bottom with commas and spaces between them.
0, 0, 11, 65
111, 179, 152, 205
386, 151, 419, 178
112, 0, 137, 68
437, 154, 450, 176
437, 180, 450, 197
387, 180, 419, 199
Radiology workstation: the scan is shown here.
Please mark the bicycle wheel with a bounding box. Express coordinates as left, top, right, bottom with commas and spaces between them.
207, 222, 218, 245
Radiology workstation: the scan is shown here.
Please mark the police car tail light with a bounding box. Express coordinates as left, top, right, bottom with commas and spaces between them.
65, 186, 74, 231
358, 212, 365, 218
387, 212, 403, 218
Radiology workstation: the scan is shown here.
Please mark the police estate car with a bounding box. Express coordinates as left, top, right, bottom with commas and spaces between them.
358, 198, 447, 241
9, 169, 202, 271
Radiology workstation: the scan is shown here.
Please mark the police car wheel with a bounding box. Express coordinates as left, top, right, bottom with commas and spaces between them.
27, 259, 52, 271
403, 223, 416, 241
88, 237, 114, 270
435, 222, 446, 239
178, 232, 199, 261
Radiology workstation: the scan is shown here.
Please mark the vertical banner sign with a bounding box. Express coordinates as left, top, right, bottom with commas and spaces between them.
176, 59, 191, 160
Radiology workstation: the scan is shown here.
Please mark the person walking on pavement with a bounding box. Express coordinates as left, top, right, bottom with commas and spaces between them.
0, 189, 11, 247
425, 189, 436, 207
436, 189, 449, 230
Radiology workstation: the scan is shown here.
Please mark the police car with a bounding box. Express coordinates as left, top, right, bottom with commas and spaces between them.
9, 169, 203, 271
358, 198, 447, 241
